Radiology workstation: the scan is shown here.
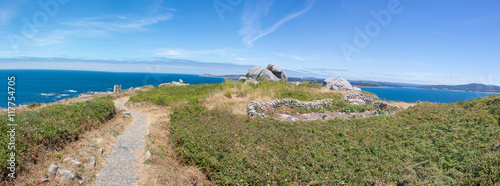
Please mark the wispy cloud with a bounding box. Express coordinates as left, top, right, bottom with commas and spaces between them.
63, 14, 172, 32
276, 53, 304, 61
26, 0, 173, 47
151, 48, 231, 58
460, 14, 498, 27
239, 0, 315, 47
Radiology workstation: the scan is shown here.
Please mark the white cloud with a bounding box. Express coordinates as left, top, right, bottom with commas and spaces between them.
239, 0, 315, 47
151, 48, 230, 58
276, 53, 304, 61
63, 14, 172, 32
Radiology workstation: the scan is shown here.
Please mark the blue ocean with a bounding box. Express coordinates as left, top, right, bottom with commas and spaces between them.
361, 87, 496, 103
0, 70, 225, 108
0, 70, 496, 107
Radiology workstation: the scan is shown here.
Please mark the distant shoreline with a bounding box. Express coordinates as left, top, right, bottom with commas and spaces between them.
360, 86, 500, 95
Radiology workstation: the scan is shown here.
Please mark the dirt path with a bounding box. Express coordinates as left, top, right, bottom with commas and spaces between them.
95, 98, 148, 185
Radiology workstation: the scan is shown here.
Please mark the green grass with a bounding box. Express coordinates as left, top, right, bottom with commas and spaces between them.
129, 80, 343, 105
129, 83, 223, 105
169, 95, 500, 185
0, 96, 115, 176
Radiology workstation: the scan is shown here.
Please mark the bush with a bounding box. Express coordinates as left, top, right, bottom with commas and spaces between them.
170, 95, 500, 185
0, 96, 115, 178
27, 102, 42, 108
130, 83, 222, 105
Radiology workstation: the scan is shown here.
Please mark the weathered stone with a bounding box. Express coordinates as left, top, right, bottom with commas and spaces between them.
267, 63, 288, 81
137, 103, 141, 107
70, 159, 81, 165
323, 77, 353, 91
353, 87, 362, 91
246, 63, 287, 82
48, 164, 58, 175
122, 111, 131, 115
145, 151, 151, 159
244, 78, 259, 85
348, 99, 366, 105
57, 168, 74, 181
342, 91, 376, 105
89, 156, 96, 167
246, 66, 267, 79
374, 101, 388, 109
98, 148, 103, 154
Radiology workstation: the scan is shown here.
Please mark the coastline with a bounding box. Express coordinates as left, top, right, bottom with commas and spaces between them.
359, 86, 500, 94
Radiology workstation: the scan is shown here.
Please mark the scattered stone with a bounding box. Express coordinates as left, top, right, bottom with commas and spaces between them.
99, 148, 104, 154
146, 129, 150, 135
353, 87, 362, 91
279, 114, 299, 122
57, 168, 74, 181
137, 103, 141, 107
247, 98, 334, 117
185, 101, 189, 104
89, 156, 96, 167
244, 78, 259, 85
374, 101, 388, 109
342, 91, 377, 105
37, 178, 50, 184
323, 77, 353, 91
145, 150, 151, 159
122, 111, 131, 115
48, 164, 58, 175
70, 159, 81, 165
159, 79, 189, 86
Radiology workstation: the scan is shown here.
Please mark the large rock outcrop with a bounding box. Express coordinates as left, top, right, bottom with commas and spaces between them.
246, 63, 287, 82
322, 77, 354, 91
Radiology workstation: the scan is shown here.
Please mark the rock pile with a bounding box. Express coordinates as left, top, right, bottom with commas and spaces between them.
47, 164, 74, 181
247, 98, 334, 117
159, 79, 189, 86
342, 91, 376, 105
342, 91, 398, 109
244, 63, 288, 82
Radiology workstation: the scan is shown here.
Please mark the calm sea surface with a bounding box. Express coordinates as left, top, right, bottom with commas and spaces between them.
0, 70, 224, 107
361, 87, 496, 103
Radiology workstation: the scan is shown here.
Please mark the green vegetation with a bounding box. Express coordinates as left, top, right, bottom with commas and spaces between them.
0, 96, 115, 176
129, 80, 343, 105
170, 96, 500, 185
132, 81, 500, 184
27, 102, 42, 108
129, 83, 222, 105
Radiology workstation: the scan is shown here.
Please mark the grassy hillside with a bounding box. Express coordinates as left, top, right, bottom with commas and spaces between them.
131, 81, 500, 185
0, 96, 115, 178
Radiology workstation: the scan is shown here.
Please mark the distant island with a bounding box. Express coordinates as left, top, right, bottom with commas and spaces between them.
199, 74, 500, 93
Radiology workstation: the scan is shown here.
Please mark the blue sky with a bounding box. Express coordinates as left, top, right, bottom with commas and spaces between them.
0, 0, 499, 85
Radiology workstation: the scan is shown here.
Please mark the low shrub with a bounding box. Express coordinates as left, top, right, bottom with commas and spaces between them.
0, 96, 115, 178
